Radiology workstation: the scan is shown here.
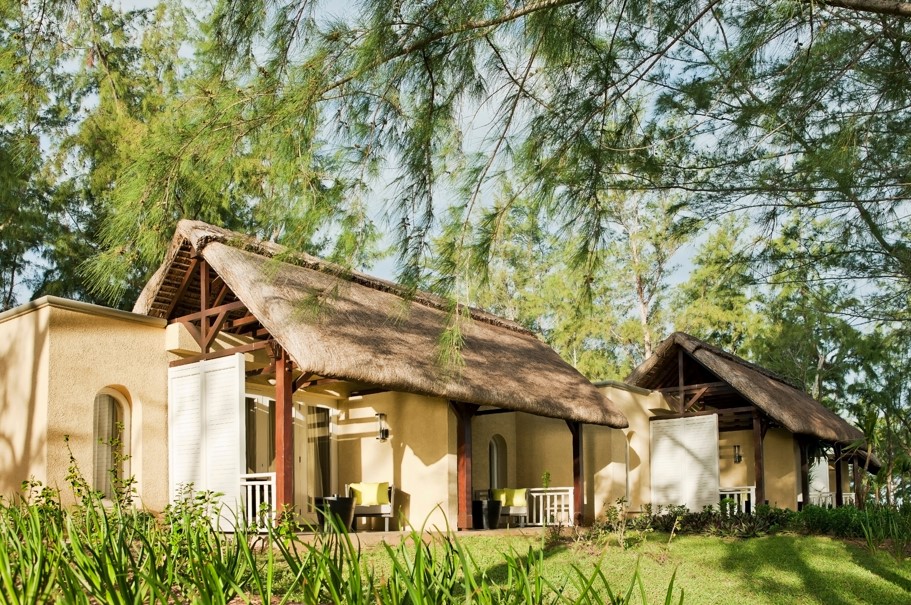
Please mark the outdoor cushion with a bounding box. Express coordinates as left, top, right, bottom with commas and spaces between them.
492, 488, 527, 507
349, 482, 390, 506
506, 488, 527, 507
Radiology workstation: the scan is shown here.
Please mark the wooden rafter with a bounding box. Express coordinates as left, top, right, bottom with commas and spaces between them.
169, 339, 272, 367
163, 256, 199, 319
292, 372, 317, 394
211, 279, 229, 308
657, 381, 728, 395
179, 319, 203, 346
174, 300, 249, 354
202, 306, 232, 352
684, 386, 709, 412
200, 260, 210, 347
174, 300, 247, 323
677, 348, 685, 412
225, 314, 259, 330
245, 363, 275, 378
652, 351, 681, 387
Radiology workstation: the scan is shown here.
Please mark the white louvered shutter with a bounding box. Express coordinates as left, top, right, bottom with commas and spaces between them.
168, 354, 245, 529
684, 415, 720, 511
168, 364, 205, 500
650, 418, 684, 507
650, 415, 720, 511
202, 354, 246, 530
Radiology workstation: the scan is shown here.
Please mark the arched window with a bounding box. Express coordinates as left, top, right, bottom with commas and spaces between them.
93, 388, 130, 500
489, 434, 507, 489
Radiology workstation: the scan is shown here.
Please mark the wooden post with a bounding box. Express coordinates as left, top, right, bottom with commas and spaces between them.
200, 260, 209, 353
274, 347, 294, 511
799, 438, 810, 511
567, 420, 584, 526
451, 402, 479, 530
677, 348, 685, 413
834, 444, 844, 507
753, 411, 765, 505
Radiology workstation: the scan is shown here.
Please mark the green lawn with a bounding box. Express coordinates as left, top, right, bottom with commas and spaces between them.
360, 531, 911, 604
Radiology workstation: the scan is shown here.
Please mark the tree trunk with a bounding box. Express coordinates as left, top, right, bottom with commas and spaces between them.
886, 460, 894, 506
634, 273, 653, 359
812, 349, 825, 401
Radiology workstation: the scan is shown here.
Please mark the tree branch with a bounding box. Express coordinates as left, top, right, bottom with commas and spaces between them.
820, 0, 911, 18
323, 0, 584, 95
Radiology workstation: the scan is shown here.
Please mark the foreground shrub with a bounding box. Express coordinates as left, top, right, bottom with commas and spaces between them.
792, 504, 865, 537
859, 504, 911, 561
587, 497, 911, 560
0, 480, 686, 604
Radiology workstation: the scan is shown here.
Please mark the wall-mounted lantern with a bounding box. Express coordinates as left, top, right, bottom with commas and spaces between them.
376, 413, 389, 442
733, 444, 743, 464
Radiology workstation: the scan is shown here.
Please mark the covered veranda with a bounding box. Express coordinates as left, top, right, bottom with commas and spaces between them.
626, 332, 878, 512
134, 221, 628, 529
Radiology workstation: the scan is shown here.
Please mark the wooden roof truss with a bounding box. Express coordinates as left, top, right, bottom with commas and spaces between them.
650, 347, 775, 433
164, 254, 388, 397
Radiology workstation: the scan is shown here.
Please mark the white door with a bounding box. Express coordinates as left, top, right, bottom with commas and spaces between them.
168, 354, 246, 530
650, 415, 720, 511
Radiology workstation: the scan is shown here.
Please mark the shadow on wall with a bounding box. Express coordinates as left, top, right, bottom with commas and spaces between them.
335, 413, 413, 530
339, 395, 455, 529
0, 311, 49, 498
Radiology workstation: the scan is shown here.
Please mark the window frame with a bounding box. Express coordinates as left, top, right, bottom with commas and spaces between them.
92, 387, 131, 500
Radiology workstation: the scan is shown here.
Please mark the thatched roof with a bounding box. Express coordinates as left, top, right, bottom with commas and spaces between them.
135, 220, 627, 427
626, 332, 865, 444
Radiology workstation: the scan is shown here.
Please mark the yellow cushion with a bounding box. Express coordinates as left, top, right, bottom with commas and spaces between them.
491, 488, 527, 507
506, 488, 527, 507
349, 482, 389, 506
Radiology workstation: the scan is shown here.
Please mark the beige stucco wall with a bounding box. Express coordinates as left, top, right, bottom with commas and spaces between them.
582, 424, 618, 520
599, 383, 671, 514
472, 411, 621, 523
0, 303, 51, 498
335, 392, 455, 530
46, 304, 169, 510
761, 428, 798, 509
514, 413, 572, 488
471, 412, 517, 492
0, 298, 170, 510
719, 430, 754, 488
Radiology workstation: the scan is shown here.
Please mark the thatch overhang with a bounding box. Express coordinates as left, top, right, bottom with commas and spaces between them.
135, 220, 627, 428
626, 332, 867, 445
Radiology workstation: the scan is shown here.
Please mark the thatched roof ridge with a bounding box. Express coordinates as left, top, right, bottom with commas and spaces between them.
627, 332, 865, 444
135, 220, 628, 428
137, 221, 532, 335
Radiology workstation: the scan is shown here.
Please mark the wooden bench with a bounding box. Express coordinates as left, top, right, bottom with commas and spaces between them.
346, 483, 395, 531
